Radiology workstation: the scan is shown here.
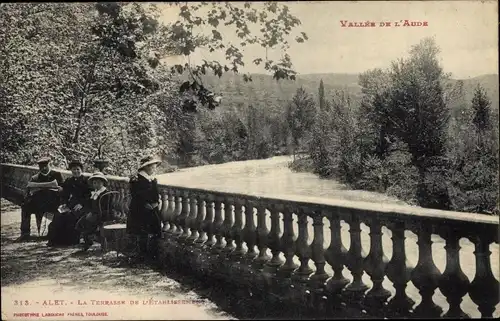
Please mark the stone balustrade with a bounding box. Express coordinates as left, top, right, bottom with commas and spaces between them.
2, 163, 499, 318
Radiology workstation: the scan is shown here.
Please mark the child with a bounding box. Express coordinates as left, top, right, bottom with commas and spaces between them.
75, 172, 112, 251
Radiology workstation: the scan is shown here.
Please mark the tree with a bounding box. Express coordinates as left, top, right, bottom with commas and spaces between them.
309, 102, 331, 177
447, 87, 498, 214
165, 2, 308, 111
286, 87, 316, 160
243, 105, 274, 159
0, 3, 96, 164
386, 37, 451, 210
0, 3, 178, 173
471, 84, 492, 133
318, 79, 326, 111
358, 69, 393, 159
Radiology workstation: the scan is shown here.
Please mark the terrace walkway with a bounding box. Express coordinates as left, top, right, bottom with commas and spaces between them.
1, 201, 234, 320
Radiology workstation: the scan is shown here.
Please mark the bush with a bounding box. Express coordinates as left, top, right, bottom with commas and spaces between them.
355, 151, 419, 204
288, 156, 315, 173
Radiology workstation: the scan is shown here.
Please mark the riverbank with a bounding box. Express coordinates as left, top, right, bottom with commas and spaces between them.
288, 154, 422, 207
287, 154, 316, 173
288, 151, 499, 216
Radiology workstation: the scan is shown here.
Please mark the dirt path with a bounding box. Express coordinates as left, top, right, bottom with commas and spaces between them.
1, 201, 234, 320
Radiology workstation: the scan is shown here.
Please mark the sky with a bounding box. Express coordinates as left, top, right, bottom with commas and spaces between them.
157, 1, 498, 79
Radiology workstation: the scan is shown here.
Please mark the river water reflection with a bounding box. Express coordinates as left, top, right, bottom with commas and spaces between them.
158, 156, 499, 317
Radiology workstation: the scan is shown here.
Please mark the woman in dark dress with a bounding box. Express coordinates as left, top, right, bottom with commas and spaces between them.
47, 160, 90, 247
75, 172, 112, 251
127, 156, 162, 259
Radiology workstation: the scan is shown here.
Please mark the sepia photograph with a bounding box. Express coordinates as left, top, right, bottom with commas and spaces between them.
1, 0, 498, 320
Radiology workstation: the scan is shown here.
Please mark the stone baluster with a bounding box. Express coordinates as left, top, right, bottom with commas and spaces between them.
194, 195, 206, 245
212, 198, 225, 253
344, 214, 369, 306
437, 228, 470, 318
231, 200, 246, 258
222, 200, 235, 254
468, 233, 499, 318
160, 191, 169, 233
177, 191, 189, 238
278, 206, 298, 277
385, 221, 414, 316
310, 212, 329, 290
264, 204, 283, 273
202, 196, 215, 248
165, 190, 175, 235
293, 208, 313, 282
186, 196, 199, 244
178, 191, 190, 240
410, 224, 442, 318
363, 218, 391, 314
325, 212, 349, 299
243, 200, 258, 262
254, 204, 271, 269
170, 191, 182, 235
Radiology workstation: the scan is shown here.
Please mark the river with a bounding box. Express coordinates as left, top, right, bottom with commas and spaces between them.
157, 155, 499, 318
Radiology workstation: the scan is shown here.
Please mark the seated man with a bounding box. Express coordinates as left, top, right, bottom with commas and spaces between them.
17, 157, 64, 242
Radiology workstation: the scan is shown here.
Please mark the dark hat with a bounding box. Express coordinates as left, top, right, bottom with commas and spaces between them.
138, 156, 161, 170
36, 156, 51, 164
68, 159, 84, 169
89, 172, 108, 183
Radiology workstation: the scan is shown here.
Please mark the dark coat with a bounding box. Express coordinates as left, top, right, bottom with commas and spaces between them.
127, 174, 162, 236
48, 176, 91, 245
60, 176, 91, 208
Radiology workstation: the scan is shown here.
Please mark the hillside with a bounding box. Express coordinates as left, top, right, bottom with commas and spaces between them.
182, 72, 499, 113
459, 74, 499, 109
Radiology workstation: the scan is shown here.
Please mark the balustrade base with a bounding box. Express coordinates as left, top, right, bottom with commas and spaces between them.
157, 236, 372, 319
157, 228, 466, 320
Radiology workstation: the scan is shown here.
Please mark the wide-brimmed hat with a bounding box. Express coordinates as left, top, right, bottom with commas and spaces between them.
68, 159, 84, 169
89, 172, 108, 184
138, 156, 161, 170
36, 156, 51, 164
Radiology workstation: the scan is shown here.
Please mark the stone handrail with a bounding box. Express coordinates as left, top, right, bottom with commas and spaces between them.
1, 163, 498, 318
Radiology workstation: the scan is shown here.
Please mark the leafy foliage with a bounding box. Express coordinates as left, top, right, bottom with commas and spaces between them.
1, 3, 179, 173
300, 38, 498, 214
471, 84, 492, 132
1, 2, 306, 175
318, 79, 326, 111
285, 87, 316, 157
164, 2, 307, 111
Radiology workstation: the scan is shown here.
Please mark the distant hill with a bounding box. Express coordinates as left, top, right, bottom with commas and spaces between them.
458, 74, 499, 110
178, 72, 499, 113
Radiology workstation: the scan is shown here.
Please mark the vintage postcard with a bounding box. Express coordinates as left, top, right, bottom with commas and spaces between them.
1, 1, 498, 320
